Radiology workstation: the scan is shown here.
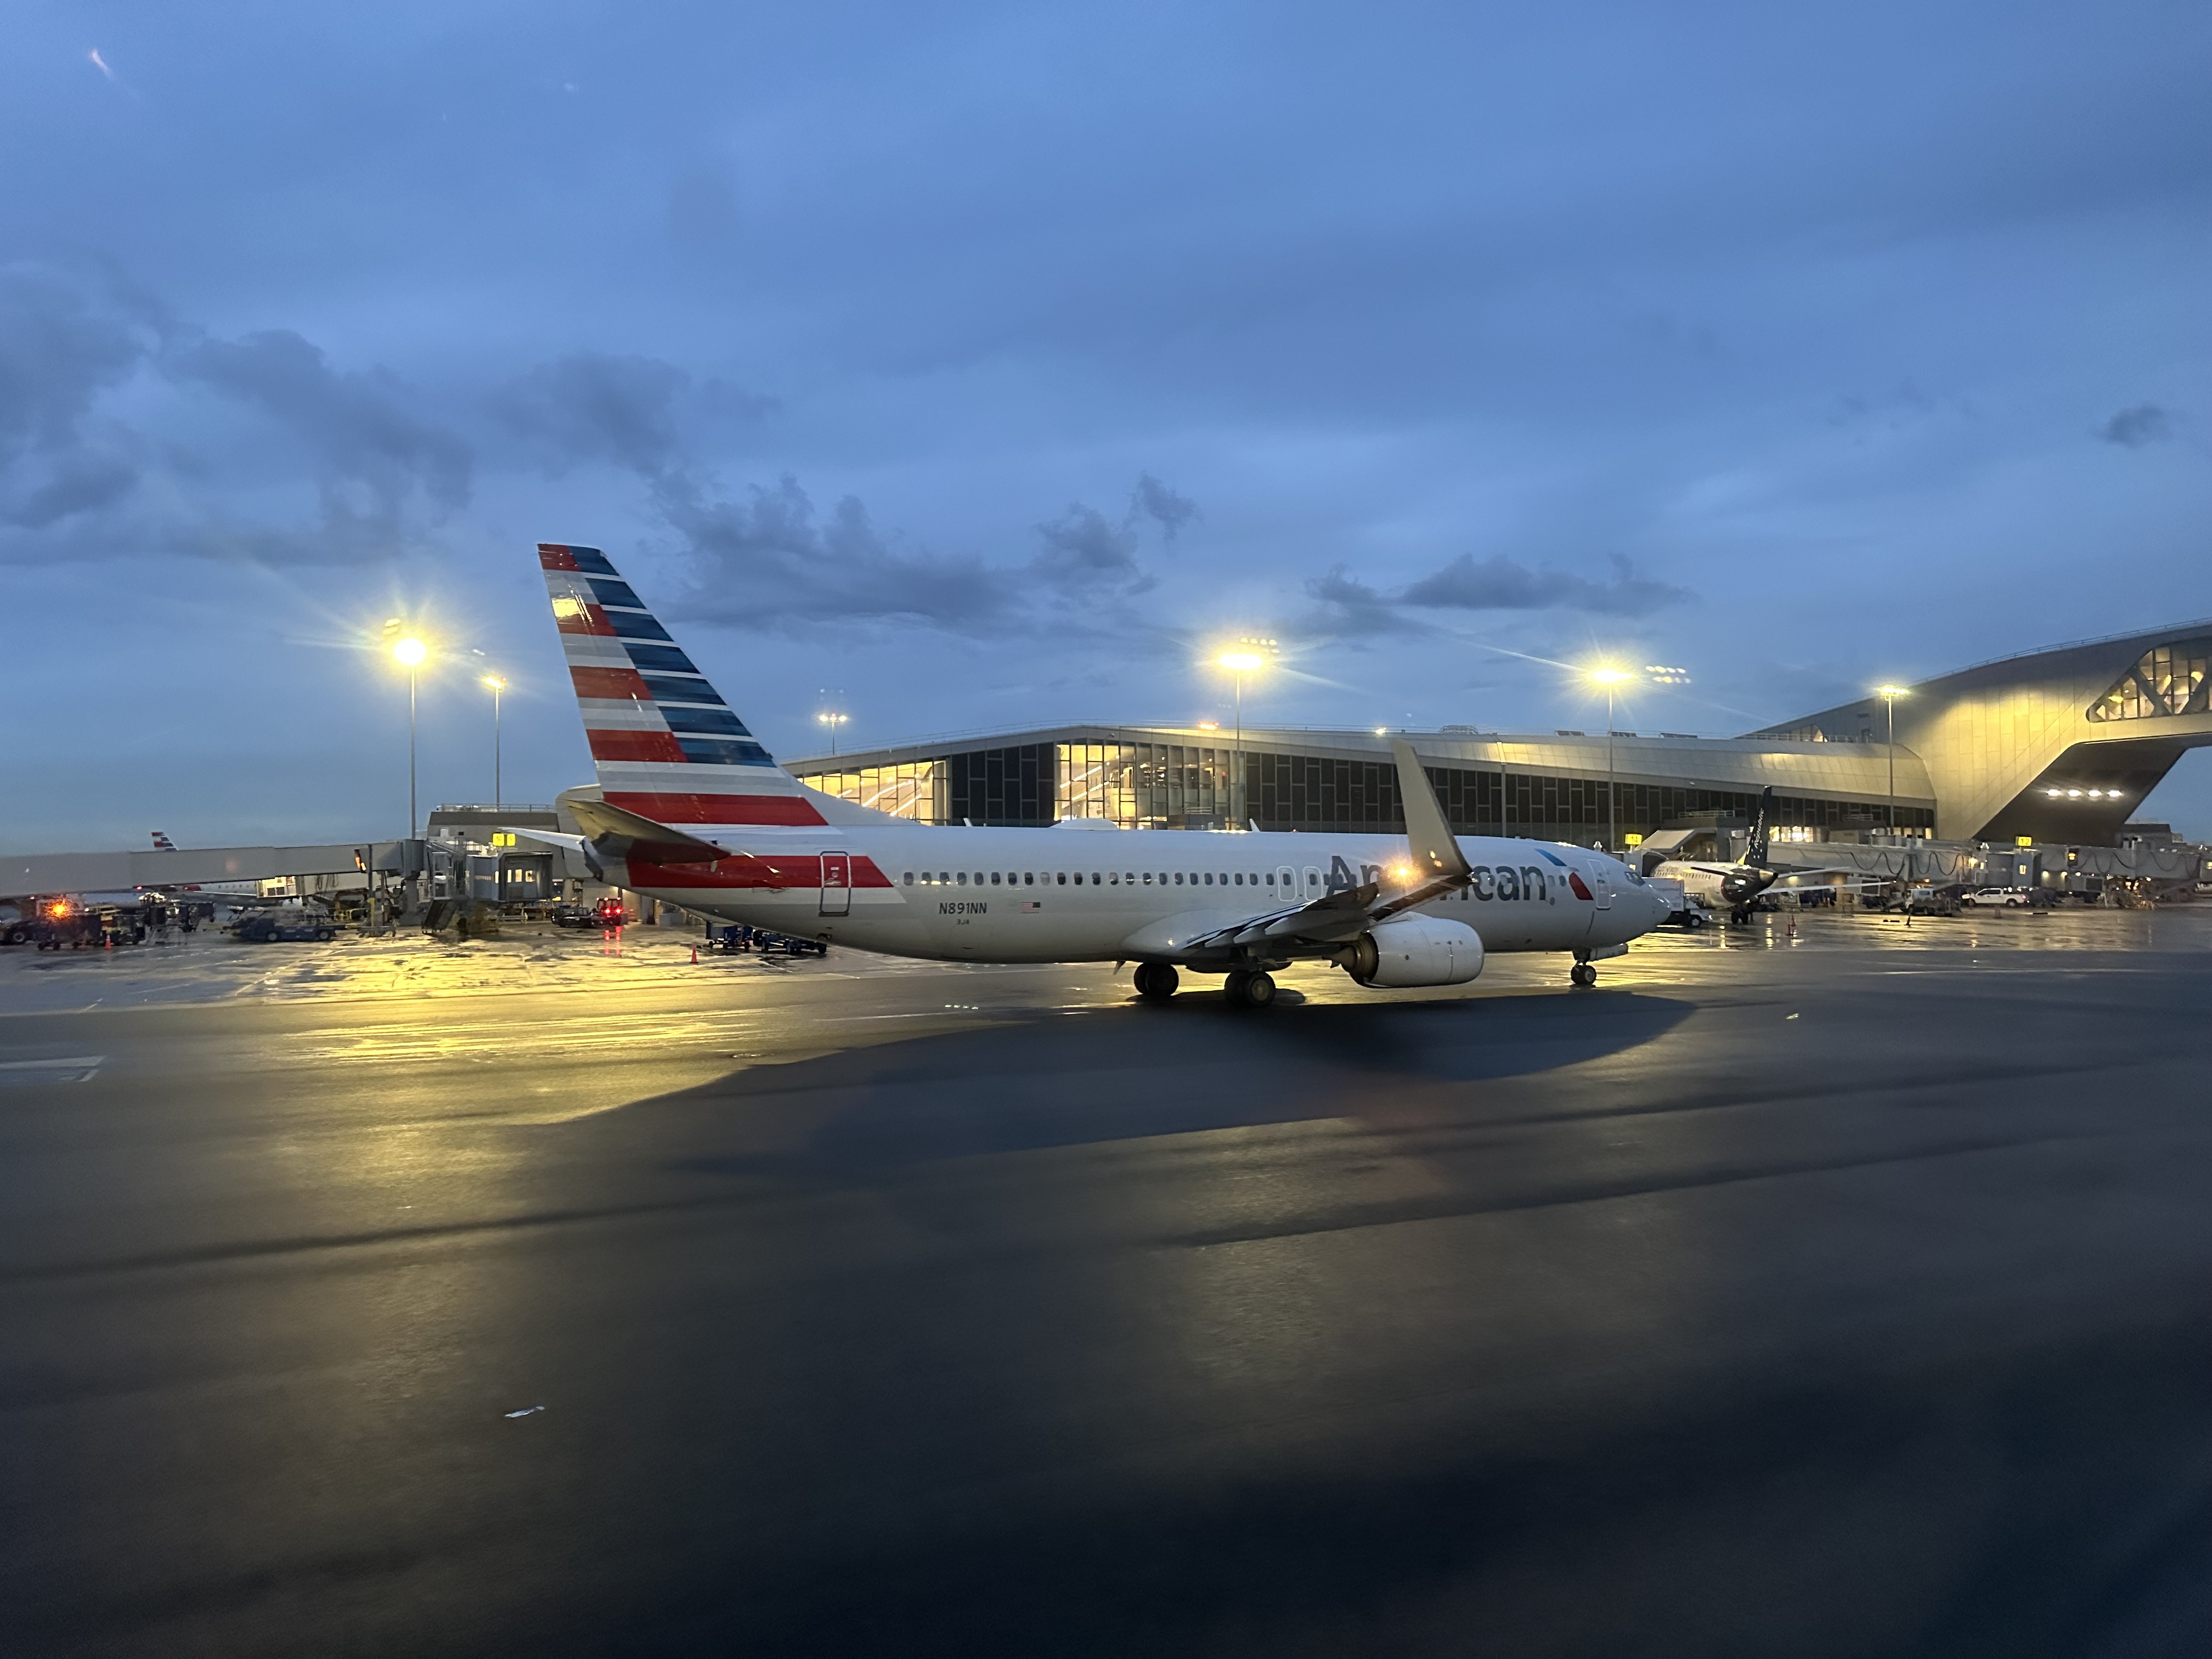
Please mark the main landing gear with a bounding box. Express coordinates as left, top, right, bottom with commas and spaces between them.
1222, 969, 1278, 1009
1135, 963, 1276, 1007
1570, 961, 1598, 988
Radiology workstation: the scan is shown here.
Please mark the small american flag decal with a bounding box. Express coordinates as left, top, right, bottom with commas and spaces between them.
1020, 900, 1042, 912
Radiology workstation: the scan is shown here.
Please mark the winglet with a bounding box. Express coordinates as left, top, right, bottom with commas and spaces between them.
1390, 740, 1471, 881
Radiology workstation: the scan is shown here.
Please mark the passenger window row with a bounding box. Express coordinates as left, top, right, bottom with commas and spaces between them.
901, 870, 1314, 890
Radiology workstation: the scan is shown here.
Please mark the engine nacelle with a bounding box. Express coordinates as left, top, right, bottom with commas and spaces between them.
1339, 915, 1485, 988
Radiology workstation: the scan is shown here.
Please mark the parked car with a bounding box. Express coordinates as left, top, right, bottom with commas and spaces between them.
234, 911, 336, 943
1961, 888, 2031, 909
552, 898, 629, 929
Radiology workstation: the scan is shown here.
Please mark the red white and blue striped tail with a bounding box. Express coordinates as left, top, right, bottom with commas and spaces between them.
539, 543, 862, 828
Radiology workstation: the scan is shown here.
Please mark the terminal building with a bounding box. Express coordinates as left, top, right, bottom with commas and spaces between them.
786, 621, 2212, 876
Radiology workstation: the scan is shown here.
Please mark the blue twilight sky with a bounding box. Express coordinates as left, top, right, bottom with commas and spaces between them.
5, 2, 2210, 850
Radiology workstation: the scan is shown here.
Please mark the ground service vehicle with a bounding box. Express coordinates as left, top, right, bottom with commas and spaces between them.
1962, 888, 2032, 908
515, 544, 1671, 1006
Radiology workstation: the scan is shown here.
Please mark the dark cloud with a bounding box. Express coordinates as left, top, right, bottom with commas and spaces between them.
668, 473, 1172, 631
0, 264, 474, 564
0, 262, 160, 532
1400, 553, 1687, 617
0, 263, 155, 458
1032, 503, 1142, 583
491, 351, 772, 477
666, 473, 1012, 628
494, 352, 690, 477
2099, 403, 2173, 447
1299, 565, 1404, 638
1130, 473, 1199, 541
8, 453, 140, 529
173, 329, 472, 511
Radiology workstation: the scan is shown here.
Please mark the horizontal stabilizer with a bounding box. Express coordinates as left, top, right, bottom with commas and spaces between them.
564, 797, 728, 864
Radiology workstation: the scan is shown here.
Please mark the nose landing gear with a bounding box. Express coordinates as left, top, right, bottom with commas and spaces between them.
1570, 961, 1598, 988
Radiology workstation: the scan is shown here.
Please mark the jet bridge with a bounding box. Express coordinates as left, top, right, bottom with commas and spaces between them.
2, 840, 425, 902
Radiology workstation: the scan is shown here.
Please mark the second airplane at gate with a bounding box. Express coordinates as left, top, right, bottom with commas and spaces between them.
522, 544, 1673, 1007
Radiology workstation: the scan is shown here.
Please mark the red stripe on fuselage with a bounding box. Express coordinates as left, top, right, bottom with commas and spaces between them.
588, 729, 688, 763
628, 854, 894, 890
605, 791, 825, 826
572, 665, 652, 700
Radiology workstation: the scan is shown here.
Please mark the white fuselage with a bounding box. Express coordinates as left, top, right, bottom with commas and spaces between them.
611, 825, 1667, 966
1647, 859, 1768, 913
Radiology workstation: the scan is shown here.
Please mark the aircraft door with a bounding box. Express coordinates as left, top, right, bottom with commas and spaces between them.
1276, 865, 1299, 904
1588, 865, 1614, 909
819, 851, 851, 916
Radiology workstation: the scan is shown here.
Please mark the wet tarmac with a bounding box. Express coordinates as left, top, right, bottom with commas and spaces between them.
4, 910, 2211, 1656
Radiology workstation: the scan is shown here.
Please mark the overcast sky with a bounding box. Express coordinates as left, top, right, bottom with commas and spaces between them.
6, 2, 2210, 849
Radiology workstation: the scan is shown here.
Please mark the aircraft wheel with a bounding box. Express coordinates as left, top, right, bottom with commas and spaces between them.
1135, 962, 1179, 1001
1571, 961, 1597, 987
1234, 970, 1277, 1009
1222, 970, 1250, 1005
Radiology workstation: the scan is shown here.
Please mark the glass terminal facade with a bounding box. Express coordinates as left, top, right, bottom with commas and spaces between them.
2088, 638, 2212, 722
795, 737, 1933, 844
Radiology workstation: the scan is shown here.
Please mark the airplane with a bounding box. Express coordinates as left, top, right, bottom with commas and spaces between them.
148, 832, 262, 896
1643, 788, 1873, 924
517, 543, 1672, 1005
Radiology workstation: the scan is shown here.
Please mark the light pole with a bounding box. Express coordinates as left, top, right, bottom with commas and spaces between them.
1215, 643, 1269, 828
1877, 685, 1908, 839
388, 630, 428, 838
481, 676, 506, 810
817, 710, 849, 757
1588, 667, 1632, 853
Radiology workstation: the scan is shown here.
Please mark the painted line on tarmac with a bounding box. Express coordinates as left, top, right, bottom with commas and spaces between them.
0, 1056, 104, 1085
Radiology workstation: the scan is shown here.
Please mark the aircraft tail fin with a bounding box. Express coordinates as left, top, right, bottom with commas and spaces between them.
1746, 786, 1774, 868
152, 832, 177, 851
536, 544, 897, 830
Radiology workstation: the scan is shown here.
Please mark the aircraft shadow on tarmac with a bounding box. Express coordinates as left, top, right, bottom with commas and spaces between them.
608, 989, 1692, 1176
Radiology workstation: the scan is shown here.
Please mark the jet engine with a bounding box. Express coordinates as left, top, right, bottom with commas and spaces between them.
1339, 915, 1484, 988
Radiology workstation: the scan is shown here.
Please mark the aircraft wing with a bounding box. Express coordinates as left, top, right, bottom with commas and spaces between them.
1134, 739, 1475, 961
